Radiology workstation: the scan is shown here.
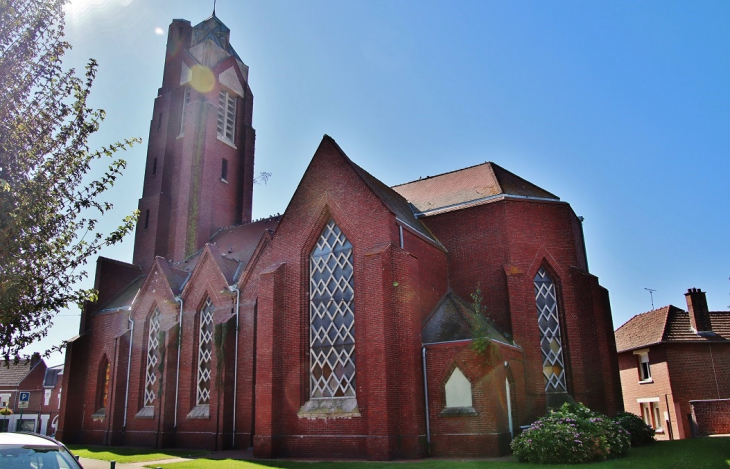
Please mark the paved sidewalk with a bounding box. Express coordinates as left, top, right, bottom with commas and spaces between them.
78, 449, 254, 469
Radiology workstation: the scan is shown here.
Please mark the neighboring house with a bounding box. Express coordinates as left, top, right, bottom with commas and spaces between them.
58, 13, 622, 459
0, 353, 63, 435
615, 288, 730, 439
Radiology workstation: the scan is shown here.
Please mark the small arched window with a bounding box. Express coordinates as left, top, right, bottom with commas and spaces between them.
445, 367, 473, 408
144, 308, 161, 406
197, 298, 214, 405
534, 267, 567, 392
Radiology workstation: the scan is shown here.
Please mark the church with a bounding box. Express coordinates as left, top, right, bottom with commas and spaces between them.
57, 14, 622, 459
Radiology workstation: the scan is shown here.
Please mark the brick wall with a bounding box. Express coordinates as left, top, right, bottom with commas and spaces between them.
691, 399, 730, 436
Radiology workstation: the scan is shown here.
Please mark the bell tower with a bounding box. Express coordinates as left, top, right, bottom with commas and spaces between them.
133, 15, 255, 270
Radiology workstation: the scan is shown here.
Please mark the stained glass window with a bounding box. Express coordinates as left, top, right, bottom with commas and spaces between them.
144, 308, 161, 406
197, 298, 214, 405
310, 220, 355, 398
534, 267, 567, 392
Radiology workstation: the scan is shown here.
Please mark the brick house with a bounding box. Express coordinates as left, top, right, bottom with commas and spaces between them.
57, 14, 622, 459
615, 288, 730, 439
0, 353, 63, 435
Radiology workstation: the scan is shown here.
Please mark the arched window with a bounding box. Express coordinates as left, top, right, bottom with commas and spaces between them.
144, 308, 161, 406
534, 267, 567, 392
197, 298, 214, 405
445, 367, 472, 408
98, 358, 110, 410
309, 220, 355, 398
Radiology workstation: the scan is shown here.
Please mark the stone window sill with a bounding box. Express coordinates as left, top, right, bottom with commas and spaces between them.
186, 405, 210, 419
91, 408, 106, 421
135, 406, 154, 419
217, 135, 237, 149
298, 397, 360, 419
639, 378, 654, 384
439, 406, 478, 417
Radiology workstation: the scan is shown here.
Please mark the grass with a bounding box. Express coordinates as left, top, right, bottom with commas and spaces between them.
71, 437, 730, 468
67, 445, 210, 463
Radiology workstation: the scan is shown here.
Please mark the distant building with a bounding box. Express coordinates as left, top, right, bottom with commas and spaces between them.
0, 353, 63, 435
615, 288, 730, 439
58, 14, 622, 459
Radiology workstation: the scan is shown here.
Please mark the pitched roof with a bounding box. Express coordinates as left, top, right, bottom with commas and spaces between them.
0, 358, 41, 387
392, 162, 559, 217
422, 292, 513, 345
615, 306, 730, 352
43, 365, 63, 388
175, 217, 279, 282
94, 275, 146, 315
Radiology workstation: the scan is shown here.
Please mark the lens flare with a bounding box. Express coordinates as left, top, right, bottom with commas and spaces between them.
190, 65, 215, 93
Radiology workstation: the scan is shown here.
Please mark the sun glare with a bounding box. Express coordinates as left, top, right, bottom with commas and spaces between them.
64, 0, 133, 22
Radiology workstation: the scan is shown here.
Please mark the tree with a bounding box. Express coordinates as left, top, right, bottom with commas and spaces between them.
0, 0, 139, 360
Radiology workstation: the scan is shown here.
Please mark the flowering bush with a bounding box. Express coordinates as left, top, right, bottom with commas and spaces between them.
511, 403, 630, 464
613, 411, 656, 446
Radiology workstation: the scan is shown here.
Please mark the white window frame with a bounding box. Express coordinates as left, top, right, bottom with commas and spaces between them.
217, 90, 236, 145
196, 298, 214, 406
444, 367, 473, 408
144, 308, 161, 407
44, 389, 52, 406
634, 349, 652, 383
638, 398, 663, 431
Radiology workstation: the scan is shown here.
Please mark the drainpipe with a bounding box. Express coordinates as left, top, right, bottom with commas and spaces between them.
228, 285, 240, 448
174, 296, 184, 429
422, 347, 431, 455
123, 315, 134, 428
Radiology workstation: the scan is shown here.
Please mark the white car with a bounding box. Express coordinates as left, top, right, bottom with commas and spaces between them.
0, 432, 83, 468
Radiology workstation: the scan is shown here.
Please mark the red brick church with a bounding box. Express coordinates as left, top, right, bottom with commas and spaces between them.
57, 14, 622, 459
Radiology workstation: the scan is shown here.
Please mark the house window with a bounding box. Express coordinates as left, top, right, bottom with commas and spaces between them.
310, 220, 355, 398
0, 393, 9, 407
196, 298, 214, 406
534, 267, 567, 392
636, 351, 652, 382
217, 90, 236, 144
44, 389, 51, 406
179, 86, 191, 136
640, 400, 663, 431
445, 367, 472, 408
144, 309, 161, 406
221, 158, 228, 182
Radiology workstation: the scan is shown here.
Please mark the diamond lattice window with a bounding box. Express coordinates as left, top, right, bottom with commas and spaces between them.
197, 298, 214, 405
534, 267, 567, 392
310, 220, 355, 398
144, 308, 161, 406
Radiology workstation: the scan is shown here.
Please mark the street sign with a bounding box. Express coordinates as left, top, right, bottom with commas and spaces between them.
18, 392, 30, 409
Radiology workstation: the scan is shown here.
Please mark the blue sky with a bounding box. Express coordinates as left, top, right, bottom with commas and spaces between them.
30, 0, 729, 364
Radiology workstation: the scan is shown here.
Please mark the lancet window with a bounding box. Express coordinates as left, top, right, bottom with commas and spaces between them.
534, 267, 567, 392
197, 298, 214, 405
144, 308, 161, 406
309, 220, 355, 398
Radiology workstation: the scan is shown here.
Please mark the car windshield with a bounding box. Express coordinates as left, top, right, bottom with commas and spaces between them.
0, 444, 80, 468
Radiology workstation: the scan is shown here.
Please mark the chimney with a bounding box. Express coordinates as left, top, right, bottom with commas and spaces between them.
685, 288, 711, 332
30, 352, 42, 368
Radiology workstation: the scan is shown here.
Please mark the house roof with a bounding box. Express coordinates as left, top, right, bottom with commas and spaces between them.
94, 275, 147, 315
422, 292, 513, 345
392, 162, 559, 217
43, 365, 63, 388
615, 306, 730, 352
0, 358, 40, 387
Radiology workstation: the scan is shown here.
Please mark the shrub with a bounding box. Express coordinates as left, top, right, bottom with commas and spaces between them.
511, 403, 630, 464
613, 411, 656, 446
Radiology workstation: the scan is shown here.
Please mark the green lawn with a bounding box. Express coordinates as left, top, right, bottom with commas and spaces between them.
67, 445, 210, 463
71, 437, 730, 468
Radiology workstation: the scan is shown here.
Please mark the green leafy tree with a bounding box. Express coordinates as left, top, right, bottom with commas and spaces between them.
0, 0, 139, 359
469, 284, 493, 356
